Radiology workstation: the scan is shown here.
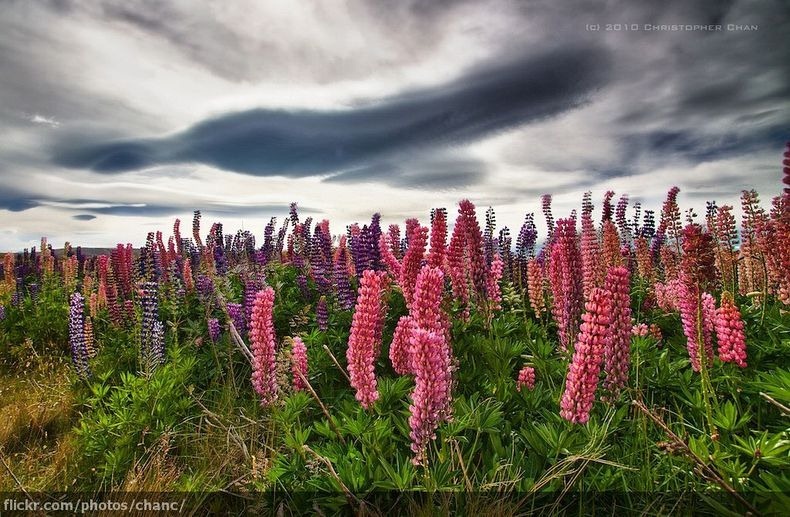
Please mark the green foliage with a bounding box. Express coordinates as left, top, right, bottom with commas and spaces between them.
1, 252, 788, 516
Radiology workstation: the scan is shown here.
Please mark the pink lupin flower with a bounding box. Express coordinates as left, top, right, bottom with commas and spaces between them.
347, 269, 390, 408
632, 323, 649, 337
580, 193, 603, 300
250, 287, 278, 406
560, 287, 612, 424
400, 221, 429, 308
427, 208, 447, 268
516, 365, 536, 391
408, 328, 452, 466
601, 266, 632, 399
486, 252, 504, 311
548, 218, 584, 351
389, 315, 414, 375
654, 278, 682, 312
715, 292, 747, 368
379, 234, 402, 278
678, 282, 715, 372
290, 336, 309, 391
447, 206, 470, 310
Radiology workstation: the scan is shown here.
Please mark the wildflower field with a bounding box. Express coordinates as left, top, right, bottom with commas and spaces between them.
1, 147, 789, 515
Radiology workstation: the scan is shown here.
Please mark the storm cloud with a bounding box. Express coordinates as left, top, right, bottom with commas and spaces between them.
53, 45, 610, 180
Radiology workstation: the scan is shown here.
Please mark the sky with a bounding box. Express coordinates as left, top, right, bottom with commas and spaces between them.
0, 0, 788, 250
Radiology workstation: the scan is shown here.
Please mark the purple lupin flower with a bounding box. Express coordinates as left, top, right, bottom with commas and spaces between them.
69, 292, 90, 378
28, 282, 39, 302
368, 213, 383, 271
208, 317, 221, 343
296, 273, 309, 298
196, 274, 215, 301
262, 217, 276, 263
310, 220, 333, 293
484, 207, 496, 266
227, 302, 246, 335
0, 304, 5, 321
244, 279, 260, 325
316, 296, 329, 331
334, 239, 356, 310
140, 282, 165, 373
214, 245, 228, 276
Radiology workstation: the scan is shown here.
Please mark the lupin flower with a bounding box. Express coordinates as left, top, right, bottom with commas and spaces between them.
632, 323, 649, 337
527, 259, 546, 315
346, 270, 389, 409
208, 318, 221, 343
427, 208, 447, 268
580, 193, 603, 300
447, 200, 487, 312
634, 237, 654, 283
196, 275, 214, 301
601, 266, 632, 399
616, 194, 630, 240
400, 221, 428, 308
140, 282, 166, 372
290, 336, 309, 391
678, 224, 717, 372
409, 265, 453, 421
192, 210, 203, 249
486, 252, 504, 311
408, 328, 452, 466
541, 194, 554, 240
782, 140, 790, 195
69, 292, 91, 378
227, 302, 246, 335
654, 278, 682, 312
389, 316, 414, 375
548, 218, 583, 351
3, 252, 14, 291
250, 287, 279, 406
516, 365, 536, 391
388, 224, 402, 258
182, 260, 194, 292
333, 237, 356, 310
601, 220, 623, 270
379, 234, 402, 278
678, 283, 715, 372
0, 304, 5, 322
560, 287, 612, 424
84, 316, 96, 358
484, 207, 496, 266
316, 296, 329, 331
715, 292, 747, 367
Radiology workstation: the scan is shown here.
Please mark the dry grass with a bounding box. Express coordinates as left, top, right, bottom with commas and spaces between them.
0, 346, 77, 491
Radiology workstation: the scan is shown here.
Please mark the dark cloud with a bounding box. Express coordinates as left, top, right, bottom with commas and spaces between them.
72, 214, 97, 220
0, 189, 39, 212
52, 44, 611, 184
622, 126, 788, 166
324, 158, 486, 188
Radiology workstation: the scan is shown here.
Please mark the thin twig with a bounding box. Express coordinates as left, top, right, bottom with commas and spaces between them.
759, 392, 790, 416
631, 400, 760, 516
214, 291, 254, 363
0, 448, 32, 500
296, 370, 346, 446
322, 344, 351, 384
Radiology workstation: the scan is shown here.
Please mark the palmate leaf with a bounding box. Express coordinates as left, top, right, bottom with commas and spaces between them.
750, 368, 790, 404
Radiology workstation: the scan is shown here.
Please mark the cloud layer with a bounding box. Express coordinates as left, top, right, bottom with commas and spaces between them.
52, 45, 610, 180
0, 0, 788, 250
